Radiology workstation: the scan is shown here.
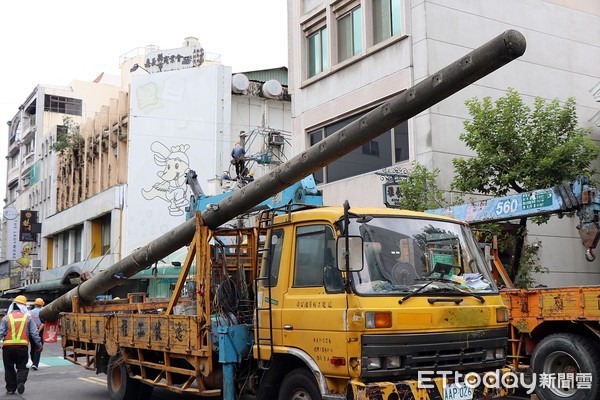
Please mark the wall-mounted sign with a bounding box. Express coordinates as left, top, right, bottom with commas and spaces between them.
376, 167, 409, 208
4, 207, 20, 260
383, 183, 402, 208
144, 45, 204, 73
19, 210, 41, 242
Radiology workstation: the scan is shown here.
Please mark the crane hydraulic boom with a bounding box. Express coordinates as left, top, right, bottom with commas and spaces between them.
426, 176, 600, 260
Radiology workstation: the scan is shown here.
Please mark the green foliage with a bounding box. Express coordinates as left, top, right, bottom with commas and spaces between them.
397, 162, 447, 211
452, 88, 599, 196
451, 89, 597, 287
474, 223, 547, 288
52, 116, 83, 154
514, 242, 548, 289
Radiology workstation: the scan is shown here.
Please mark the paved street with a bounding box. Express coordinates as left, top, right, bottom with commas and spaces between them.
0, 339, 529, 399
0, 339, 200, 400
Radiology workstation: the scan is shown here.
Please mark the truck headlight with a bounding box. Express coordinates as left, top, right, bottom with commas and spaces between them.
495, 347, 505, 359
385, 356, 401, 369
366, 357, 382, 370
486, 347, 506, 360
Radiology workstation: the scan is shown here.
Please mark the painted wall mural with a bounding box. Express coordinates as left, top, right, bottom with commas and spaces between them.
141, 141, 191, 216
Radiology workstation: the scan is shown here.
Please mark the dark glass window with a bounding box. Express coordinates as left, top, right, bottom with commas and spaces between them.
308, 26, 329, 77
44, 95, 82, 116
309, 131, 324, 184
373, 0, 402, 44
308, 111, 409, 183
338, 7, 363, 62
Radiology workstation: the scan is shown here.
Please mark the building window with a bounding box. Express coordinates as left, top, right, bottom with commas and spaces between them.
24, 138, 35, 155
62, 232, 70, 265
74, 226, 83, 262
309, 110, 409, 183
338, 6, 362, 62
44, 95, 82, 116
46, 237, 54, 269
101, 216, 111, 255
373, 0, 402, 44
362, 140, 380, 157
92, 214, 111, 257
308, 26, 328, 78
10, 154, 18, 169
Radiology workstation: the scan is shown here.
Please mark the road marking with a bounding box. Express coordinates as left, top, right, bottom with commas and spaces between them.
0, 357, 74, 372
78, 377, 107, 387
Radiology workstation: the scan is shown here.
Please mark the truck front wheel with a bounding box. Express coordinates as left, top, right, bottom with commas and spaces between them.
278, 368, 322, 400
107, 355, 142, 400
531, 333, 600, 400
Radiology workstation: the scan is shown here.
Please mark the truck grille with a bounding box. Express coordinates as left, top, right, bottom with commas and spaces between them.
361, 327, 507, 380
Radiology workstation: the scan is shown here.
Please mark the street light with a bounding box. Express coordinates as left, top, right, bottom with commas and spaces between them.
130, 63, 150, 73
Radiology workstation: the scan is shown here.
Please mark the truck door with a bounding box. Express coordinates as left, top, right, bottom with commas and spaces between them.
281, 224, 348, 376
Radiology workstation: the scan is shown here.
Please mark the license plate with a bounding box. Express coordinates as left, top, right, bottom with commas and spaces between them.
443, 383, 474, 400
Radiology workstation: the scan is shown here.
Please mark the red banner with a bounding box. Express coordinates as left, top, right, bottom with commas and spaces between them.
42, 320, 59, 343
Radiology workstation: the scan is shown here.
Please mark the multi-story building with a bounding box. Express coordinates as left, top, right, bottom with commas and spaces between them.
2, 37, 292, 300
2, 77, 124, 294
287, 0, 600, 286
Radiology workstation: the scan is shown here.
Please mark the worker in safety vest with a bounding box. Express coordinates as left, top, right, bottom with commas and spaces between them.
0, 295, 42, 395
29, 298, 45, 370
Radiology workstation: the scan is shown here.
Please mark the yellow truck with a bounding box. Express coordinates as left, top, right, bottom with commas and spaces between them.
40, 30, 527, 400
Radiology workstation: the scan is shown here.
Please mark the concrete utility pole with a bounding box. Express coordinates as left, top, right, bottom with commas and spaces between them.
41, 30, 526, 322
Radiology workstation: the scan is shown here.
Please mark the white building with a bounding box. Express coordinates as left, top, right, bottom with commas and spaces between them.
17, 38, 292, 298
287, 0, 600, 286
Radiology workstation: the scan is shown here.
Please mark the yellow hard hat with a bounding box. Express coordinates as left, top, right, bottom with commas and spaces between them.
14, 295, 27, 305
35, 298, 45, 306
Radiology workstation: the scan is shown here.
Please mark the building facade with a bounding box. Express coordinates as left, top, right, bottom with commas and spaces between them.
2, 78, 124, 294
2, 38, 292, 299
287, 0, 600, 286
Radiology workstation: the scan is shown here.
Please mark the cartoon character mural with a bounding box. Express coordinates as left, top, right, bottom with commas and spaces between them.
17, 244, 32, 268
141, 141, 191, 216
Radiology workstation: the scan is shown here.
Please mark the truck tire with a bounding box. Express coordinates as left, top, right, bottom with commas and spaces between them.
278, 368, 322, 400
531, 333, 600, 400
107, 355, 141, 400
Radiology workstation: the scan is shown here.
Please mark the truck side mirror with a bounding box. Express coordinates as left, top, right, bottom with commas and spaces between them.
336, 235, 364, 272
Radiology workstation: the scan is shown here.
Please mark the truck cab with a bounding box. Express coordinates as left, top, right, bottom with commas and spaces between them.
254, 206, 511, 399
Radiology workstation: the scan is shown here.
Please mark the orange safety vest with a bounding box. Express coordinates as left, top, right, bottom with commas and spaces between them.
31, 309, 42, 329
3, 311, 30, 346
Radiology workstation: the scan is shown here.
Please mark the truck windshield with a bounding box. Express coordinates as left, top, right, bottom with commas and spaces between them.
348, 216, 497, 296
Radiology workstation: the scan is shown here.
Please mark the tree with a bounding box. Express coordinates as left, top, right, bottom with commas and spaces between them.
52, 116, 84, 154
397, 162, 447, 211
452, 88, 599, 285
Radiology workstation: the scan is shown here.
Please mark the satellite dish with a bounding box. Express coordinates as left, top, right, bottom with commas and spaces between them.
232, 74, 250, 94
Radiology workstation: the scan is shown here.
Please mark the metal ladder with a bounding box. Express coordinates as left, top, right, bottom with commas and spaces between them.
253, 209, 276, 369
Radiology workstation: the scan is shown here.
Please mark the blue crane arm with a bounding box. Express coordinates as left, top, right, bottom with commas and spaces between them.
186, 173, 323, 221
426, 177, 600, 260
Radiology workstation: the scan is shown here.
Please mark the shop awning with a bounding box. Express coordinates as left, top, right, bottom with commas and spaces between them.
24, 279, 75, 293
